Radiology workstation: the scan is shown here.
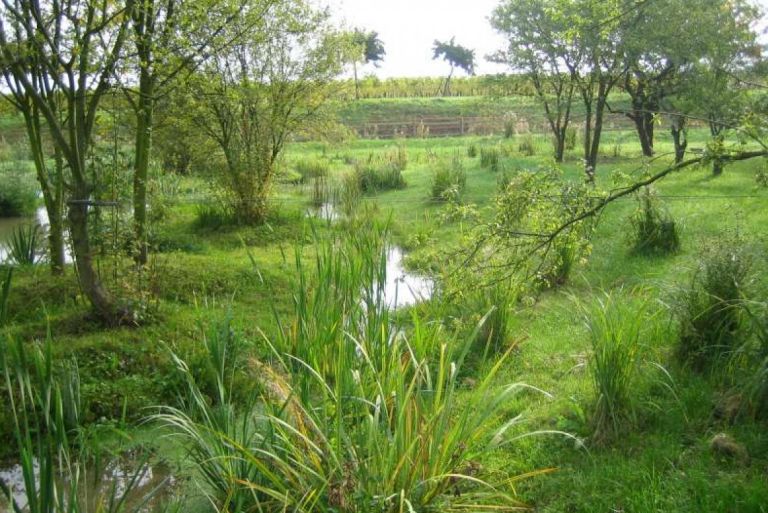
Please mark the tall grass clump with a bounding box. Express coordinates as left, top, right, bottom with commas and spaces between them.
517, 134, 536, 156
467, 143, 478, 158
1, 336, 165, 513
629, 187, 680, 255
430, 155, 467, 201
0, 168, 38, 217
353, 157, 406, 193
294, 158, 329, 183
479, 146, 501, 172
565, 127, 577, 151
584, 291, 646, 440
157, 225, 542, 513
194, 203, 233, 230
675, 239, 752, 371
6, 223, 43, 265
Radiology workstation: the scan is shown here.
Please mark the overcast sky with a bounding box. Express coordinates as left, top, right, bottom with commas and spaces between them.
324, 0, 768, 79
323, 0, 509, 78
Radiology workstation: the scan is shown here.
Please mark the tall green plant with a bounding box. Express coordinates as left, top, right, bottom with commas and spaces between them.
0, 336, 163, 513
158, 226, 545, 512
584, 292, 646, 440
7, 224, 43, 266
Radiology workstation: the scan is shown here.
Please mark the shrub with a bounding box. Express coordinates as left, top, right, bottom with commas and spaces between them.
467, 143, 478, 158
0, 168, 37, 217
6, 223, 43, 266
480, 147, 501, 172
518, 134, 536, 156
629, 187, 680, 255
675, 239, 752, 371
430, 155, 467, 201
585, 291, 646, 440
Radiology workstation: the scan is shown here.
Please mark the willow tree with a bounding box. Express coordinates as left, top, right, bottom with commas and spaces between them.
184, 0, 350, 224
0, 0, 135, 322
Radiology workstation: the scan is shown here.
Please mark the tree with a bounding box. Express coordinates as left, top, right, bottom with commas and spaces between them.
619, 0, 761, 159
351, 29, 385, 100
0, 51, 67, 275
123, 0, 250, 265
491, 0, 577, 162
432, 37, 475, 96
184, 0, 349, 224
0, 0, 135, 322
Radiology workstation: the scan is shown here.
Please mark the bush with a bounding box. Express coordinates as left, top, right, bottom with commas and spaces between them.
0, 167, 37, 217
430, 155, 466, 201
629, 187, 680, 255
585, 291, 646, 440
518, 134, 536, 156
675, 238, 752, 371
480, 147, 501, 172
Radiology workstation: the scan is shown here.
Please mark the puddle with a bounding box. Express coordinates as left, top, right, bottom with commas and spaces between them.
0, 206, 73, 264
0, 458, 176, 512
383, 247, 433, 308
306, 202, 339, 221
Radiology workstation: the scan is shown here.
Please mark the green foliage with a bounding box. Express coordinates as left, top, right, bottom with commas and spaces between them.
565, 127, 578, 151
430, 154, 467, 201
0, 166, 37, 217
629, 187, 680, 255
0, 268, 10, 327
467, 143, 478, 158
755, 160, 768, 188
584, 291, 647, 440
479, 146, 501, 172
6, 224, 43, 266
492, 166, 594, 289
675, 238, 752, 370
157, 225, 535, 513
194, 203, 234, 230
0, 336, 163, 513
353, 151, 407, 193
518, 134, 536, 156
294, 158, 330, 183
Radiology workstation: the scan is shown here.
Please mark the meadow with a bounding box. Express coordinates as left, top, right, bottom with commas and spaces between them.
1, 109, 768, 512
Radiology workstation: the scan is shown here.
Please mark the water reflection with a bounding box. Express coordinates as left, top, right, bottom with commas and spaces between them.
383, 246, 433, 308
0, 206, 73, 264
0, 458, 175, 512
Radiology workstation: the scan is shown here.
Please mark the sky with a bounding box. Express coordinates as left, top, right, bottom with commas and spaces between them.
324, 0, 768, 79
323, 0, 509, 78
